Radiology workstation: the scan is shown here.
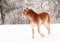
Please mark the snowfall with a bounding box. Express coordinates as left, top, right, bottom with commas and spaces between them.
0, 24, 60, 42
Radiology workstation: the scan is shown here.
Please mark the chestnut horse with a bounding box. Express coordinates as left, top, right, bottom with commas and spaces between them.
22, 7, 51, 39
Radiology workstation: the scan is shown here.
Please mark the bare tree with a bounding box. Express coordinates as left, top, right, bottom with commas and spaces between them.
0, 0, 5, 24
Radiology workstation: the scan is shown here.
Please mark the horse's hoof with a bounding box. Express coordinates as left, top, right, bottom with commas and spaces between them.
48, 32, 51, 35
32, 37, 34, 39
41, 34, 44, 37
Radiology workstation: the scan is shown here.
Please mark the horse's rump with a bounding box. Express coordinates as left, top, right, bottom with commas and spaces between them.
38, 12, 51, 23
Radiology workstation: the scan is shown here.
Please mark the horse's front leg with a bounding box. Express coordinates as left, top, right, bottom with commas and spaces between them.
37, 24, 44, 37
32, 27, 34, 39
30, 23, 34, 39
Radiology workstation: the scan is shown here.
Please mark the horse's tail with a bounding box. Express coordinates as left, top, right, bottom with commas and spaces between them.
48, 14, 51, 24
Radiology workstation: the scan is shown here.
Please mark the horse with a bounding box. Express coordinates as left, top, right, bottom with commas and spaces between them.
22, 7, 51, 39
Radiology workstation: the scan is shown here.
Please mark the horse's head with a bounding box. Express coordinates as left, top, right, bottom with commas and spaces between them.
22, 7, 31, 18
22, 7, 37, 19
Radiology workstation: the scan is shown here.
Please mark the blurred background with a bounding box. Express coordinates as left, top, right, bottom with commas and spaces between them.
0, 0, 59, 24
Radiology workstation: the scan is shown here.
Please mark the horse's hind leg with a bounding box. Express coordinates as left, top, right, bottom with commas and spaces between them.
37, 24, 44, 37
48, 24, 50, 34
44, 22, 50, 34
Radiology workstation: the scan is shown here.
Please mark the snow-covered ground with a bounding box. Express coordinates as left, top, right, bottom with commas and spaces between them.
0, 24, 60, 42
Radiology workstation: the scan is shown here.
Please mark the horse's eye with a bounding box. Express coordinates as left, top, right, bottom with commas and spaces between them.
26, 13, 28, 15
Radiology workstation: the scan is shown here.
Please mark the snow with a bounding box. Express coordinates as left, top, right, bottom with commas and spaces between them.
0, 24, 60, 42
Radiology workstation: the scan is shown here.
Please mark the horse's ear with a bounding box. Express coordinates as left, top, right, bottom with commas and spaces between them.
25, 7, 29, 11
26, 7, 28, 9
24, 6, 28, 10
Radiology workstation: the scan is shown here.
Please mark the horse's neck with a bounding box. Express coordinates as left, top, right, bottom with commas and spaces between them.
27, 9, 38, 21
28, 13, 38, 22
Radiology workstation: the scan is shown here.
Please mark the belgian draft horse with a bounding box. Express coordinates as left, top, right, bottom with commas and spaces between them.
22, 7, 51, 39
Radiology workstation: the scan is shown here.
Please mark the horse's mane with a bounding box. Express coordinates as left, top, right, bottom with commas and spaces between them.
31, 9, 37, 14
29, 9, 38, 16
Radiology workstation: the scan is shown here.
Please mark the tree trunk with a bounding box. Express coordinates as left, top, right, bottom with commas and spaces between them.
0, 0, 5, 24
